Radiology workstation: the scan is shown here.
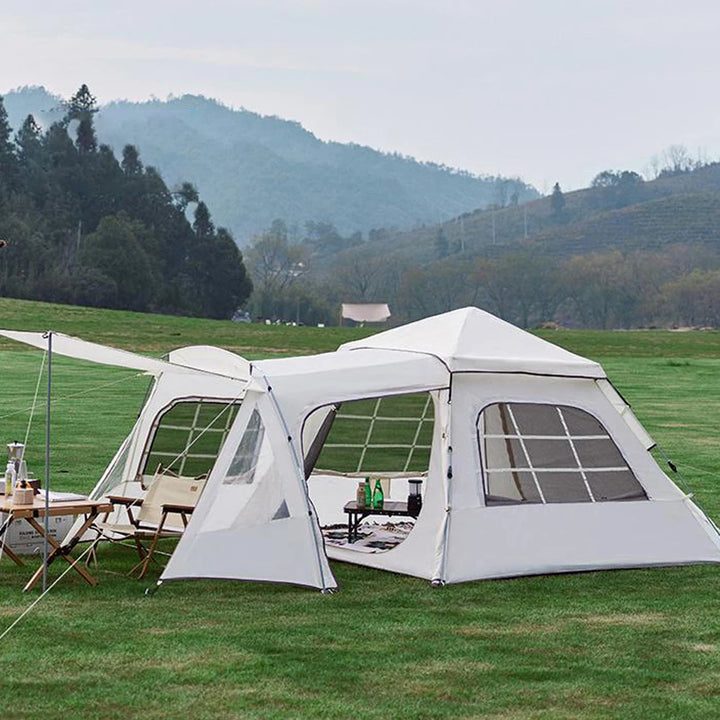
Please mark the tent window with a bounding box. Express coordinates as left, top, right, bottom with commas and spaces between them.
224, 409, 265, 485
478, 403, 647, 505
142, 400, 240, 478
312, 393, 434, 474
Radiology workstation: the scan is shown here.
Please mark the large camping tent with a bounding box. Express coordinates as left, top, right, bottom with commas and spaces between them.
162, 308, 720, 591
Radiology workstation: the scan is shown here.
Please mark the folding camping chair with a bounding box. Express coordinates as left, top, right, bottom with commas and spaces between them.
90, 469, 207, 578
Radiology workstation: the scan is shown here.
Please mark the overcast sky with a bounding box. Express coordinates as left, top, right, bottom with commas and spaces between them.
2, 0, 719, 191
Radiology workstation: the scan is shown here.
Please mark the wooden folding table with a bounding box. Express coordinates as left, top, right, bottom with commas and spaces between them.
0, 496, 113, 591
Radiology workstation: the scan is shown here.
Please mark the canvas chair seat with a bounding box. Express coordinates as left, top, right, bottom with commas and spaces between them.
89, 470, 207, 575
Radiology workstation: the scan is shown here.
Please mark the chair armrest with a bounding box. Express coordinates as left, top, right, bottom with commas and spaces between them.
107, 495, 144, 507
107, 495, 143, 527
162, 503, 195, 514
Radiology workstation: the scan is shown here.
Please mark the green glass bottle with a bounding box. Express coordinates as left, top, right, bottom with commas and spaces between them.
373, 479, 384, 509
364, 477, 372, 507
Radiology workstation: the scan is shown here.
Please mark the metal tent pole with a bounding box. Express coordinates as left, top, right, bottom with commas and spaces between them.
42, 331, 52, 593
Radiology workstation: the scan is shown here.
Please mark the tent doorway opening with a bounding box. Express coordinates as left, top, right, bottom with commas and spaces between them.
306, 391, 434, 554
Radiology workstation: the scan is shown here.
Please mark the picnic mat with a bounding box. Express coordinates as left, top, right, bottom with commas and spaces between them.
322, 521, 414, 553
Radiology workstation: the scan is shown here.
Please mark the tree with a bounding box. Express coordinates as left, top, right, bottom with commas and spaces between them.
186, 226, 253, 318
193, 201, 214, 238
0, 96, 19, 195
246, 220, 309, 319
591, 170, 645, 209
65, 84, 98, 154
171, 181, 199, 212
562, 252, 638, 328
660, 145, 697, 176
121, 144, 143, 176
80, 213, 155, 310
15, 115, 42, 162
550, 182, 565, 216
434, 228, 449, 259
326, 249, 383, 302
661, 270, 720, 327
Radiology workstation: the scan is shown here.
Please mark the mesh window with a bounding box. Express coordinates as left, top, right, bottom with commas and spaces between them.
312, 393, 434, 474
479, 402, 647, 506
143, 400, 240, 478
224, 409, 265, 485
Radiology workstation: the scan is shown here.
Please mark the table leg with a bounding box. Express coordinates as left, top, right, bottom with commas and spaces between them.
0, 514, 26, 567
23, 512, 101, 591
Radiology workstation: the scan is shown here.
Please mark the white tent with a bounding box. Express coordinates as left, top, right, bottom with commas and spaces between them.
341, 303, 391, 324
162, 307, 720, 590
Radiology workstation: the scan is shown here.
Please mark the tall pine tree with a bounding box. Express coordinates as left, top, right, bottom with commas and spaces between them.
65, 84, 98, 154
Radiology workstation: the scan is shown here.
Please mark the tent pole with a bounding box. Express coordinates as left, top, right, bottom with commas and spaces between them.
42, 331, 52, 593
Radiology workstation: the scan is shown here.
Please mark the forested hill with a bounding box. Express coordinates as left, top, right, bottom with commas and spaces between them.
0, 86, 252, 319
352, 161, 720, 263
4, 86, 538, 242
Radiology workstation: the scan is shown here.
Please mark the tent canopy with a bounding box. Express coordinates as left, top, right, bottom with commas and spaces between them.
0, 331, 250, 380
341, 306, 604, 378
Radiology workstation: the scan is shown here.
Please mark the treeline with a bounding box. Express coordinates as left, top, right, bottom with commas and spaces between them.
0, 85, 251, 318
244, 219, 720, 328
397, 244, 720, 329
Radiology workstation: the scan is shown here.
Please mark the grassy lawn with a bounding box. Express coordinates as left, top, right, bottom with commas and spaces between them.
1, 299, 720, 719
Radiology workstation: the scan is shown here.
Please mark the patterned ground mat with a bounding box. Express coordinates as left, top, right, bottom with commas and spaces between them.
322, 521, 414, 553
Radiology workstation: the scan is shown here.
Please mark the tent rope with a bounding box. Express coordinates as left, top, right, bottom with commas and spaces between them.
653, 443, 697, 496
0, 372, 145, 423
23, 351, 46, 449
0, 540, 95, 643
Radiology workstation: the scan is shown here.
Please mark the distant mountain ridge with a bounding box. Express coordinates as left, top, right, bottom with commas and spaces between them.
350, 161, 720, 264
3, 86, 538, 242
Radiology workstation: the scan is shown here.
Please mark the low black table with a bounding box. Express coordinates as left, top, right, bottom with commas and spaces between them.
343, 500, 419, 543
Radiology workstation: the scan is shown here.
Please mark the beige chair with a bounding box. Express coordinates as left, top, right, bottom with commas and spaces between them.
91, 469, 207, 578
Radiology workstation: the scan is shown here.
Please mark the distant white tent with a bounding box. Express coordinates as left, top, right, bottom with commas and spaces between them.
162, 308, 720, 590
341, 303, 391, 324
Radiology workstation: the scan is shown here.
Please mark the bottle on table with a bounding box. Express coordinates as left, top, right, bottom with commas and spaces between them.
4, 462, 15, 496
363, 477, 372, 507
372, 478, 384, 509
356, 481, 366, 507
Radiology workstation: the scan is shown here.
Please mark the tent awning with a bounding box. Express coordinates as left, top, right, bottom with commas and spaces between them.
0, 330, 220, 377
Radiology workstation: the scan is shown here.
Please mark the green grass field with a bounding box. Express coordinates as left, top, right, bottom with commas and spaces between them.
1, 299, 720, 720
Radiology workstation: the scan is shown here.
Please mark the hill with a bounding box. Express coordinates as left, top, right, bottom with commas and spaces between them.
354, 162, 720, 263
3, 86, 538, 242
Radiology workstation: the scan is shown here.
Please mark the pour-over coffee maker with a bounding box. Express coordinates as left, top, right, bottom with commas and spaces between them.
7, 442, 27, 484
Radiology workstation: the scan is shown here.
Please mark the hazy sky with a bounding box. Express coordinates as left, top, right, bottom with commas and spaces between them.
2, 0, 719, 191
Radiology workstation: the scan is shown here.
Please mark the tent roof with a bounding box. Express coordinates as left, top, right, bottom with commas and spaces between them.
251, 348, 448, 418
166, 345, 250, 380
340, 307, 605, 378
